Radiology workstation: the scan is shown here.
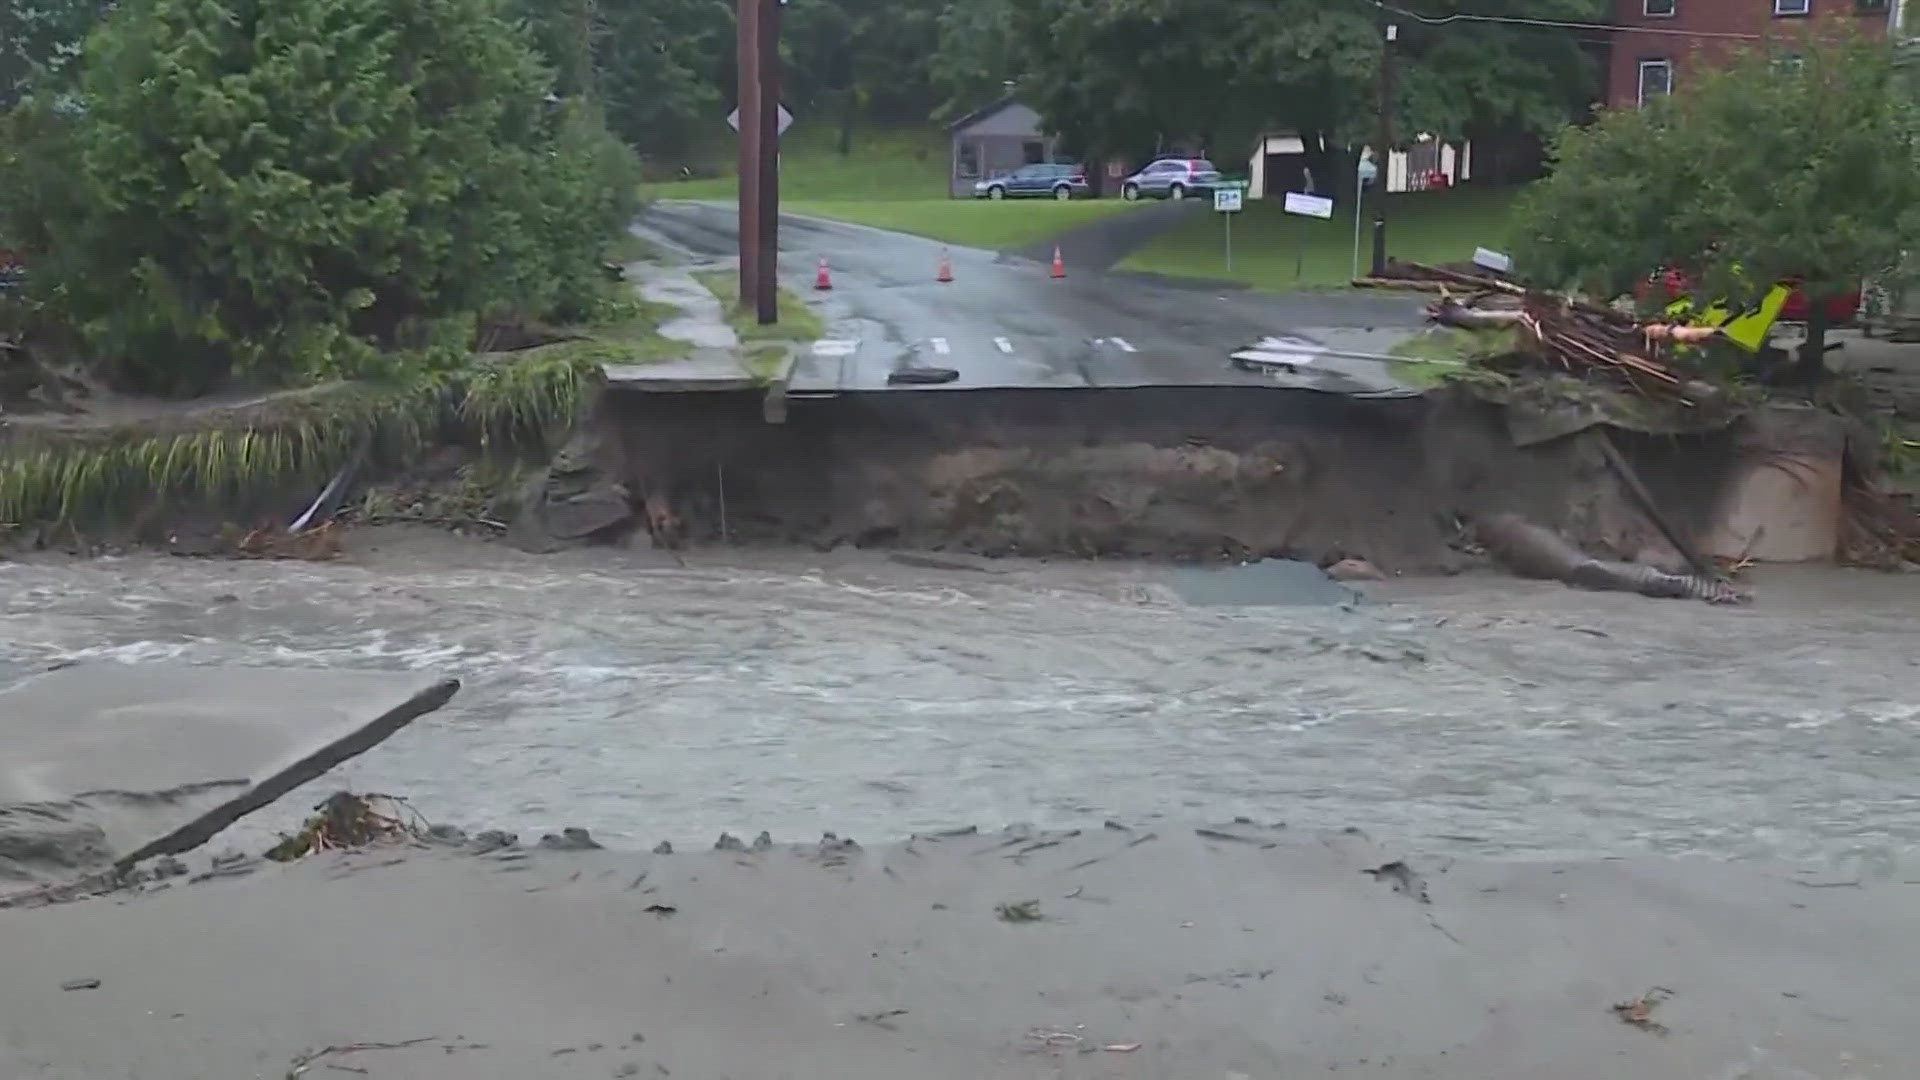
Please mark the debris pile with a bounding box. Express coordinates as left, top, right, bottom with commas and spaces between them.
1382, 261, 1724, 404
264, 792, 425, 862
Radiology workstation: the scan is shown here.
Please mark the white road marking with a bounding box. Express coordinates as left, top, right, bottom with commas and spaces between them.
1109, 336, 1137, 353
930, 337, 951, 355
1232, 349, 1317, 367
1231, 336, 1319, 367
993, 336, 1013, 353
812, 339, 858, 357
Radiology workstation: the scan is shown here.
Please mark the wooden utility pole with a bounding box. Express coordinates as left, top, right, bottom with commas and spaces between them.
755, 0, 781, 325
736, 0, 763, 314
1371, 18, 1396, 277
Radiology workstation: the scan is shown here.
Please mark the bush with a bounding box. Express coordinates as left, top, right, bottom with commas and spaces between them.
13, 0, 638, 395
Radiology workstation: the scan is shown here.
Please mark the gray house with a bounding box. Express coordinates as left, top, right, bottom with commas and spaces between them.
945, 99, 1060, 198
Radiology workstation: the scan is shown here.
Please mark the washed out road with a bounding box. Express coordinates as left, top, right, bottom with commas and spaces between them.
635, 201, 1427, 395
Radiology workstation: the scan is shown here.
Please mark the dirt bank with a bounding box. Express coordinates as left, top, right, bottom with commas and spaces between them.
1, 822, 1912, 1079
601, 385, 1746, 571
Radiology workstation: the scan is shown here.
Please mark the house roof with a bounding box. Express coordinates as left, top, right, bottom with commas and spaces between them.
945, 96, 1019, 133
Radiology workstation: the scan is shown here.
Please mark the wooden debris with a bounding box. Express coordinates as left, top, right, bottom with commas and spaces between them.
1422, 278, 1705, 403
1611, 987, 1674, 1035
235, 520, 343, 560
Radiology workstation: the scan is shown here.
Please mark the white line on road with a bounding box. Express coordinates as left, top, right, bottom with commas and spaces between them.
930, 337, 951, 355
812, 339, 858, 356
1109, 337, 1137, 353
993, 336, 1013, 354
1232, 349, 1317, 367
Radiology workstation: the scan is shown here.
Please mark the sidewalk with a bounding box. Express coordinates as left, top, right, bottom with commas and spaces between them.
603, 261, 761, 391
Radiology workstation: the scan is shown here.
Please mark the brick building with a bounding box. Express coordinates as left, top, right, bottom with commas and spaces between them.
1606, 0, 1902, 109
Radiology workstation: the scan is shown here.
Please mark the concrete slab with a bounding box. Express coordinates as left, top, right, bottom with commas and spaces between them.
603, 349, 758, 392
0, 664, 457, 878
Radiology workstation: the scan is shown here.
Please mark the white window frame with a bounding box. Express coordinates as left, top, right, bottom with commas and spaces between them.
1774, 0, 1810, 15
1637, 59, 1673, 106
1642, 0, 1676, 16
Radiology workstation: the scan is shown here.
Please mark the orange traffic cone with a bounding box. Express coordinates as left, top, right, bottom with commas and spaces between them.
814, 257, 833, 291
937, 248, 953, 283
1050, 245, 1066, 279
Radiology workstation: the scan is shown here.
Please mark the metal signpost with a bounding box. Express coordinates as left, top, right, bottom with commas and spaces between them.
1213, 182, 1245, 272
1282, 190, 1334, 281
1352, 156, 1377, 281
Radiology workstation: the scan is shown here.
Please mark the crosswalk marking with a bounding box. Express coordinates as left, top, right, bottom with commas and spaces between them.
993, 336, 1013, 354
930, 337, 951, 355
1230, 335, 1318, 368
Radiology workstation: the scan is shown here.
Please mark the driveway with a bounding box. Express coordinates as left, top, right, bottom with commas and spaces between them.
636, 202, 1429, 396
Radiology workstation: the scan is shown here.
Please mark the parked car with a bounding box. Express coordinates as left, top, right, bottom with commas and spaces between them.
1119, 158, 1221, 201
973, 163, 1091, 201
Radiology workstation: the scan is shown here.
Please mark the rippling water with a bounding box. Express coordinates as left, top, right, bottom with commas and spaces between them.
3, 528, 1917, 866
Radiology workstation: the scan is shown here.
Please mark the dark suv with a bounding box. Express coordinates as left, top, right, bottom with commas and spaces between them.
973, 163, 1091, 201
1120, 158, 1221, 201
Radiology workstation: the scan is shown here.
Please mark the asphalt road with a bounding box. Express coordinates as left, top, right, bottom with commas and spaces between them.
636, 201, 1428, 395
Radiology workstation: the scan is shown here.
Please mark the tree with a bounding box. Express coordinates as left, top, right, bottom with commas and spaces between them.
591, 0, 731, 162
0, 0, 110, 107
996, 0, 1603, 182
1514, 32, 1920, 380
17, 0, 637, 394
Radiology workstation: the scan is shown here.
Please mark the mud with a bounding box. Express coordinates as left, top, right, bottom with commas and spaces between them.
603, 386, 1744, 571
3, 825, 1917, 1079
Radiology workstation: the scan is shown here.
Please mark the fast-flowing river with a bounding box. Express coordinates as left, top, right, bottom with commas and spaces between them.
4, 529, 1917, 868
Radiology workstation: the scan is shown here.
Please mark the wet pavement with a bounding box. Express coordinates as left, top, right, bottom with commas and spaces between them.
634, 202, 1427, 395
2, 532, 1916, 871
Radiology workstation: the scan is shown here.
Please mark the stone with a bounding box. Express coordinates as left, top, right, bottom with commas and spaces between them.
542, 482, 634, 541
538, 827, 603, 852
714, 833, 745, 852
1324, 557, 1387, 582
468, 830, 518, 854
652, 841, 673, 855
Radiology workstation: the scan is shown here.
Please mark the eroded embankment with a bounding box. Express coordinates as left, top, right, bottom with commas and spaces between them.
600, 386, 1744, 572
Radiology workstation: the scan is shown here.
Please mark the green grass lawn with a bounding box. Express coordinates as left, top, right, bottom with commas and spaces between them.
643, 121, 950, 202
786, 198, 1139, 249
643, 120, 1145, 250
1118, 185, 1523, 291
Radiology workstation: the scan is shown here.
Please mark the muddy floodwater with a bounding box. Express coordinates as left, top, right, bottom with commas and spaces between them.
3, 528, 1917, 868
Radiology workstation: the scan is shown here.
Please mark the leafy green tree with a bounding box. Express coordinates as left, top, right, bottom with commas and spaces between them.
997, 0, 1602, 182
1515, 32, 1920, 380
20, 0, 635, 394
591, 0, 730, 162
0, 0, 110, 107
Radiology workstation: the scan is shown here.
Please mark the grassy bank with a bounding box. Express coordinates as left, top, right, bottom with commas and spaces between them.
644, 122, 950, 202
0, 283, 688, 532
1118, 185, 1522, 290
645, 121, 1142, 249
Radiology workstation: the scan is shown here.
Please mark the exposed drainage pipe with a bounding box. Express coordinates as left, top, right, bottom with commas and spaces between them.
1477, 513, 1749, 604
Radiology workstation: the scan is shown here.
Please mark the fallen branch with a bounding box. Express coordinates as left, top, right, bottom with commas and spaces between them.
287, 1037, 438, 1078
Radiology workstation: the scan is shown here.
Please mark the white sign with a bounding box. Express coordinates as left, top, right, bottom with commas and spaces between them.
1213, 187, 1243, 213
1472, 247, 1513, 274
727, 103, 794, 137
1283, 191, 1335, 220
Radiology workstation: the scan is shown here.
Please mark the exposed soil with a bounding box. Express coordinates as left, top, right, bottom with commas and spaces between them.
602, 385, 1741, 573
